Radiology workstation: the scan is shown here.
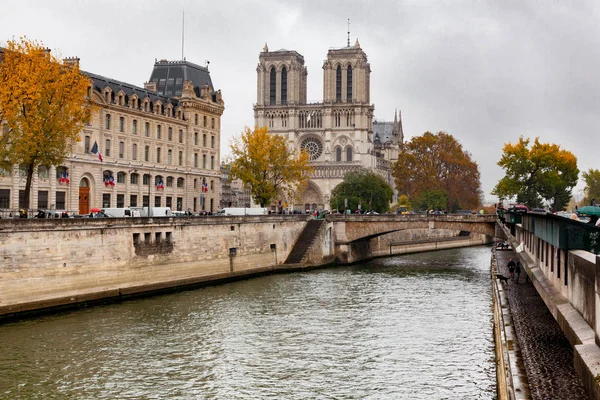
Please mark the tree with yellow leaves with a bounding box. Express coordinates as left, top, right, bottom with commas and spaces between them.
228, 126, 312, 207
492, 136, 578, 211
0, 37, 92, 210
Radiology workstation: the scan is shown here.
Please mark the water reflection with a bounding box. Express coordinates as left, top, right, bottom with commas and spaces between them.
0, 246, 495, 399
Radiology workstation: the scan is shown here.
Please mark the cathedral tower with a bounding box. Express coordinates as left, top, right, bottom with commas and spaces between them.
256, 43, 307, 106
323, 39, 370, 104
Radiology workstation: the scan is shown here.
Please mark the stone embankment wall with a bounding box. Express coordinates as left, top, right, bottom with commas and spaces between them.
0, 216, 309, 317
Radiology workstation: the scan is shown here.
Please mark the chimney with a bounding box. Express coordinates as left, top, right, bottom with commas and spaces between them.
63, 57, 80, 68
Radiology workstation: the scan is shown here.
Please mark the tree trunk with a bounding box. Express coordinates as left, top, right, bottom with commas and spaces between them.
23, 162, 35, 210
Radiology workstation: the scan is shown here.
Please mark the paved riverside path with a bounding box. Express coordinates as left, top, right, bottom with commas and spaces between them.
496, 249, 589, 400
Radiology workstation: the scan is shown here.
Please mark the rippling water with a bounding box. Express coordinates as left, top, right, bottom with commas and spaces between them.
0, 246, 495, 399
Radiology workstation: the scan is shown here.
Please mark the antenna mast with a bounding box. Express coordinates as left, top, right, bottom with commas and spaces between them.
181, 10, 185, 60
347, 18, 350, 46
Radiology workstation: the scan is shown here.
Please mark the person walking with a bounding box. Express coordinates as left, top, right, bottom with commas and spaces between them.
507, 258, 516, 281
514, 261, 522, 283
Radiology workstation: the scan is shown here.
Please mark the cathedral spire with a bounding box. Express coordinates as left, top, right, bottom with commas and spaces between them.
394, 109, 398, 124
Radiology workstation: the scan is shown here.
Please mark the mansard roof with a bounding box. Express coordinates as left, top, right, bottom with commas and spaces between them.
84, 70, 179, 106
148, 59, 214, 98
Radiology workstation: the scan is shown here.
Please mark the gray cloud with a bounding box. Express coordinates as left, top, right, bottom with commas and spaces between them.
3, 0, 599, 201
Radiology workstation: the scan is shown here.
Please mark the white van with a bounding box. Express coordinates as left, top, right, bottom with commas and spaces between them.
140, 207, 172, 217
101, 208, 141, 217
216, 207, 268, 216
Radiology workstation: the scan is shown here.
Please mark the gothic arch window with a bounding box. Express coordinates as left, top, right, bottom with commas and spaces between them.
347, 65, 353, 102
336, 147, 342, 161
281, 66, 287, 105
300, 137, 323, 161
346, 146, 353, 162
336, 65, 342, 102
270, 67, 276, 105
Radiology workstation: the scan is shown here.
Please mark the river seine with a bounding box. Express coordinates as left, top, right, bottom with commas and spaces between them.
0, 246, 495, 399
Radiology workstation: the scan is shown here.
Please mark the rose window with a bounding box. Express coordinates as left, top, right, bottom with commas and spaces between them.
300, 137, 323, 160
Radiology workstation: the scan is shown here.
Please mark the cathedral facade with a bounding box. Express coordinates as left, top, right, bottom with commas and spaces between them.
253, 40, 402, 211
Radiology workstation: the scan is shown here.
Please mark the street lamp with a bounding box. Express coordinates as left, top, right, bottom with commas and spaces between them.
147, 173, 152, 217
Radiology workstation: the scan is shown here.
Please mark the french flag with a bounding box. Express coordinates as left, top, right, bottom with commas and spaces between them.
91, 141, 103, 162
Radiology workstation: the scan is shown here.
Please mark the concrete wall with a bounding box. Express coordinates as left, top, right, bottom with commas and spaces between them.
0, 216, 308, 316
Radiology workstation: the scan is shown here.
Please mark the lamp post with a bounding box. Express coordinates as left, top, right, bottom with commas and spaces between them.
148, 173, 152, 217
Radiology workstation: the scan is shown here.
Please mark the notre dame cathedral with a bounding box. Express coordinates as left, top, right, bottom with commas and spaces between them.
253, 39, 403, 211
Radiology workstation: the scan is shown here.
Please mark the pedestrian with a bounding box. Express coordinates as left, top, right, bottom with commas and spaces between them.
507, 258, 516, 281
514, 261, 521, 283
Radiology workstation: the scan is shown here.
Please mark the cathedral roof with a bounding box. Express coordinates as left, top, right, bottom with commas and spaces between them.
148, 59, 214, 98
84, 71, 179, 106
373, 121, 395, 144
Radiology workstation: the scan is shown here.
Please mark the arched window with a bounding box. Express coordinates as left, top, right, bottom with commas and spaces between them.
145, 122, 150, 137
168, 149, 172, 164
179, 129, 183, 143
132, 144, 138, 160
211, 156, 215, 170
177, 177, 185, 188
130, 173, 139, 184
270, 67, 276, 105
336, 66, 342, 102
132, 120, 137, 134
281, 67, 287, 104
105, 114, 111, 129
336, 147, 342, 161
194, 153, 198, 167
347, 65, 352, 102
117, 172, 125, 184
202, 154, 207, 169
203, 134, 207, 147
119, 117, 124, 132
157, 125, 162, 139
203, 115, 207, 127
156, 147, 161, 163
346, 147, 353, 162
178, 151, 183, 166
144, 145, 149, 162
168, 127, 172, 141
194, 132, 198, 145
211, 136, 215, 148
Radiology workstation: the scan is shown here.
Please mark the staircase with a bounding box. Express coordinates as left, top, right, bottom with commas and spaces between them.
285, 219, 325, 264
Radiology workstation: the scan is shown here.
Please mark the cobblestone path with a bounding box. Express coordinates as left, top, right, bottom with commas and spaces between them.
496, 250, 589, 400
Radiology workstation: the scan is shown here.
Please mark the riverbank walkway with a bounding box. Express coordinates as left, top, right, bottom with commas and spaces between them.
495, 248, 589, 399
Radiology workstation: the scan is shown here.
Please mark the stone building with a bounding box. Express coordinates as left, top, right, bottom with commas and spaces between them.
253, 40, 402, 211
0, 57, 224, 215
219, 162, 252, 209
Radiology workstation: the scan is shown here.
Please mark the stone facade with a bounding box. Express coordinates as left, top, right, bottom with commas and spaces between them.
0, 57, 224, 215
253, 40, 403, 211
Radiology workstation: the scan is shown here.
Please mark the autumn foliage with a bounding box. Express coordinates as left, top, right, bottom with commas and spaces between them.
582, 168, 600, 206
0, 37, 92, 209
228, 126, 312, 207
392, 131, 482, 211
492, 136, 578, 211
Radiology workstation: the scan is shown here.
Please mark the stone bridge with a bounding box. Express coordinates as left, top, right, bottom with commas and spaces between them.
328, 213, 497, 244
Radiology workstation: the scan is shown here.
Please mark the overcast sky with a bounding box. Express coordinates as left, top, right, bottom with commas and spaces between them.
3, 0, 599, 202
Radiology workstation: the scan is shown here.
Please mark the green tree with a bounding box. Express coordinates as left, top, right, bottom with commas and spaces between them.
0, 37, 92, 209
582, 168, 600, 206
228, 126, 312, 207
330, 168, 393, 213
492, 137, 578, 211
392, 131, 482, 212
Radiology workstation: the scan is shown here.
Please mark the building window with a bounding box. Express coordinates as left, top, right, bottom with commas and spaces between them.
130, 173, 139, 184
145, 145, 150, 162
145, 122, 150, 137
178, 151, 183, 166
336, 65, 342, 102
177, 178, 184, 188
211, 156, 215, 170
105, 114, 111, 129
143, 174, 150, 185
179, 129, 183, 143
132, 144, 137, 160
119, 117, 124, 132
130, 194, 137, 207
168, 127, 172, 141
202, 154, 206, 169
56, 191, 65, 209
336, 147, 342, 161
166, 176, 173, 187
211, 118, 215, 129
155, 196, 161, 207
117, 172, 125, 184
157, 125, 161, 139
270, 67, 276, 105
281, 66, 287, 104
38, 166, 49, 179
117, 194, 125, 208
210, 180, 214, 190
143, 195, 149, 207
203, 134, 207, 147
194, 153, 198, 168
346, 147, 353, 162
105, 139, 111, 157
203, 115, 207, 127
347, 65, 353, 101
84, 136, 90, 153
0, 189, 10, 208
195, 114, 198, 125
211, 136, 215, 148
119, 141, 125, 158
193, 178, 197, 189
168, 149, 172, 164
157, 147, 161, 163
166, 197, 172, 208
103, 193, 111, 208
37, 191, 48, 209
194, 132, 198, 145
132, 120, 137, 135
